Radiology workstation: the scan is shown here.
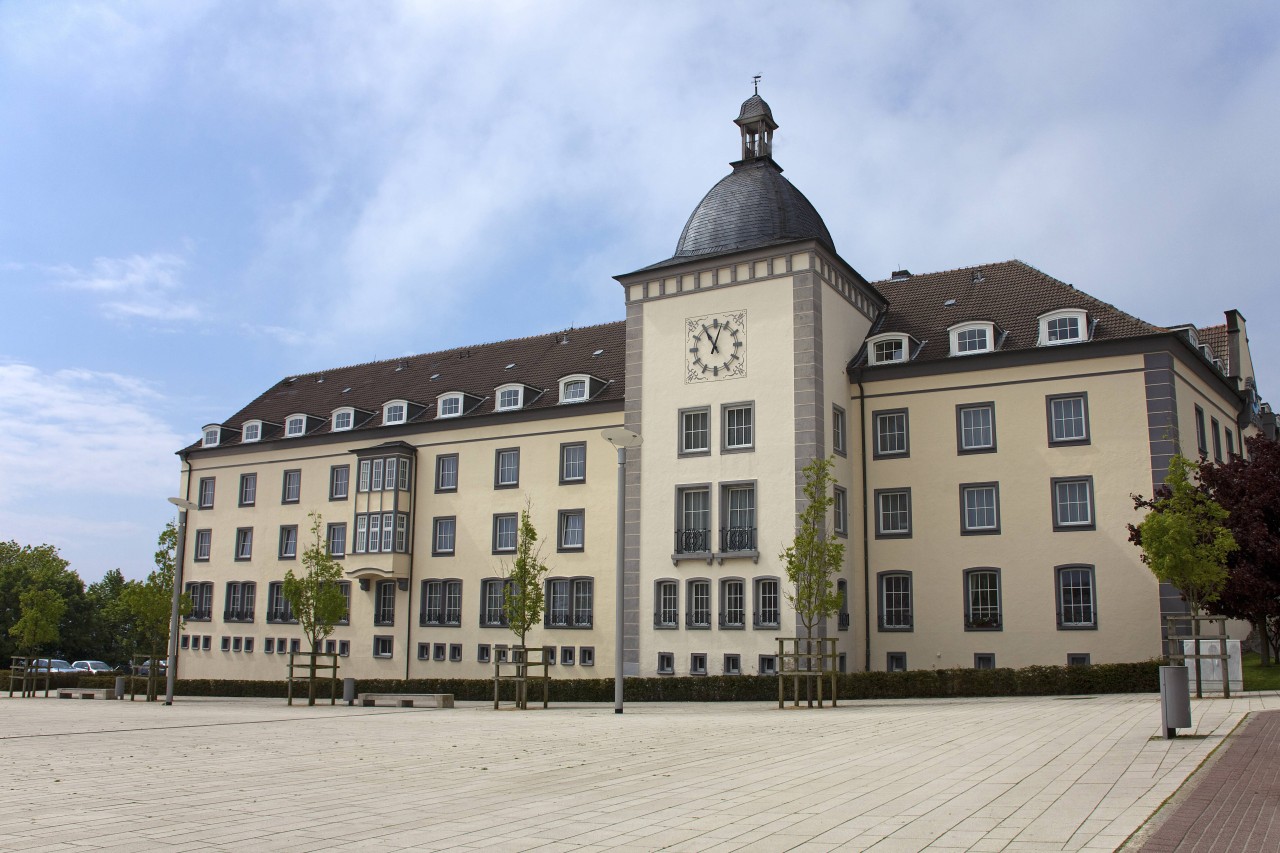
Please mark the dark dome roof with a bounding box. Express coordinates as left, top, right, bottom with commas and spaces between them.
673, 159, 834, 258
737, 94, 773, 122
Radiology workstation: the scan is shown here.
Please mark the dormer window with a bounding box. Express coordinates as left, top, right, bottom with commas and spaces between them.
1038, 310, 1088, 346
285, 415, 307, 437
383, 400, 407, 425
949, 322, 995, 356
202, 425, 221, 448
560, 375, 589, 404
331, 408, 354, 432
495, 384, 523, 412
437, 393, 463, 418
242, 421, 261, 443
866, 333, 911, 366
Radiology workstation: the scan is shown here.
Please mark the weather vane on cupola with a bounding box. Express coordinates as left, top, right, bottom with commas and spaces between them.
753, 74, 761, 94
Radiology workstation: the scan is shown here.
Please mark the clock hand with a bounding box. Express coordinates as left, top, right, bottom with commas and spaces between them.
711, 325, 723, 354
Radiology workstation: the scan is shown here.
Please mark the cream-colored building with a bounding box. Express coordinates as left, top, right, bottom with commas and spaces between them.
176, 93, 1270, 681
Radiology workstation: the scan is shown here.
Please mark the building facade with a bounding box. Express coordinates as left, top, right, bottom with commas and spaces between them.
175, 94, 1269, 681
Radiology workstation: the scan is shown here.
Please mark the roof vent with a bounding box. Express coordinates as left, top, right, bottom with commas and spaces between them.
284, 377, 296, 385
944, 299, 957, 307
430, 373, 441, 380
891, 269, 912, 280
592, 349, 604, 357
971, 270, 985, 284
316, 376, 325, 383
342, 387, 351, 394
505, 363, 516, 370
559, 332, 570, 345
458, 350, 470, 359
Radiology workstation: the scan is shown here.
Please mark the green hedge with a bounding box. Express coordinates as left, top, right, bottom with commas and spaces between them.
20, 660, 1161, 702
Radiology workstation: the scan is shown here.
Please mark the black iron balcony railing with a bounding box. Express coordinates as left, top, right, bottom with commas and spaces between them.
686, 611, 711, 628
838, 612, 851, 630
965, 615, 1002, 630
674, 528, 711, 553
720, 526, 756, 552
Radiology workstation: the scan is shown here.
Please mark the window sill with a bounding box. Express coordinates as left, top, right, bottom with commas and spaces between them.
960, 529, 1000, 536
1053, 524, 1097, 533
958, 446, 997, 455
715, 549, 759, 565
1056, 624, 1098, 631
964, 624, 1003, 632
752, 623, 780, 631
671, 550, 713, 566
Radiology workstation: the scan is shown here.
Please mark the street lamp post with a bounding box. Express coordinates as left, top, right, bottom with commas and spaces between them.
165, 496, 198, 705
601, 427, 642, 714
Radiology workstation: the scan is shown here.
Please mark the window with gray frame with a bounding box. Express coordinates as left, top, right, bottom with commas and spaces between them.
282, 469, 301, 504
832, 405, 847, 456
194, 529, 211, 561
960, 483, 1000, 534
724, 653, 741, 675
421, 579, 462, 626
1057, 565, 1097, 628
278, 525, 297, 559
579, 646, 594, 666
964, 568, 1001, 630
721, 484, 756, 552
886, 652, 907, 672
330, 465, 349, 500
480, 578, 510, 626
1194, 405, 1207, 456
754, 577, 780, 628
690, 653, 707, 675
873, 410, 909, 457
957, 403, 996, 453
326, 523, 346, 558
435, 454, 458, 492
572, 578, 593, 627
1067, 653, 1091, 667
373, 636, 393, 658
655, 580, 678, 628
560, 442, 586, 483
560, 646, 574, 665
1211, 417, 1222, 462
477, 645, 491, 663
239, 473, 257, 506
974, 653, 996, 670
337, 581, 351, 625
495, 448, 519, 488
266, 581, 294, 623
186, 582, 213, 620
657, 652, 674, 674
758, 655, 778, 675
875, 489, 911, 538
723, 403, 754, 451
558, 509, 584, 551
837, 579, 850, 630
879, 572, 912, 630
720, 578, 745, 628
1048, 394, 1089, 444
834, 486, 849, 537
680, 408, 710, 455
1052, 477, 1094, 530
676, 487, 710, 553
235, 527, 253, 560
198, 477, 215, 509
433, 517, 456, 555
493, 513, 517, 553
546, 578, 571, 627
374, 580, 396, 626
686, 579, 711, 628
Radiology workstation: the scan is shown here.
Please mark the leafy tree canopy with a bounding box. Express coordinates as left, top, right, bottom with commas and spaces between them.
780, 456, 846, 640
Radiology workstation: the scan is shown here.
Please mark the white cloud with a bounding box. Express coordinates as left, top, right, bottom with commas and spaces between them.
53, 251, 200, 322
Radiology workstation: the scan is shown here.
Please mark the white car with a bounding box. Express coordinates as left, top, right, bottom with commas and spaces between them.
72, 660, 117, 673
31, 658, 77, 673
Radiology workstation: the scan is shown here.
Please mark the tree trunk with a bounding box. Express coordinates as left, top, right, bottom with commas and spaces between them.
308, 639, 317, 706
1258, 618, 1271, 667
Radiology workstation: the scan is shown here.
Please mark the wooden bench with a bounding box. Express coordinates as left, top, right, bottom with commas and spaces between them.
357, 693, 454, 709
57, 688, 115, 700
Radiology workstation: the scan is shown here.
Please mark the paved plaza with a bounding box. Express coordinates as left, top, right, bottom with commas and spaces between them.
2, 691, 1278, 852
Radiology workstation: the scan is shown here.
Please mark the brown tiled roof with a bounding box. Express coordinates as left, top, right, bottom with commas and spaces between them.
1197, 324, 1229, 371
188, 321, 625, 452
852, 260, 1164, 367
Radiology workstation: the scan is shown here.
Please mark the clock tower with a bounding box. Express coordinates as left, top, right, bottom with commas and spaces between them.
613, 92, 885, 678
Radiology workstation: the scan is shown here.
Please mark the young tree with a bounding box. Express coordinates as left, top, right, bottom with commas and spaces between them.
1130, 454, 1237, 616
779, 456, 846, 692
9, 587, 66, 657
283, 513, 348, 705
501, 503, 550, 708
1197, 434, 1280, 665
0, 541, 91, 661
120, 524, 187, 698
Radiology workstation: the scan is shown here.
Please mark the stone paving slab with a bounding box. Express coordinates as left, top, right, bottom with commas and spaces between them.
1, 692, 1277, 851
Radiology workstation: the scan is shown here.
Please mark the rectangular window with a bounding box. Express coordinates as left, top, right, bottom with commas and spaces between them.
282, 470, 301, 504
435, 454, 458, 492
754, 578, 780, 628
690, 653, 707, 676
1226, 428, 1235, 457
721, 484, 756, 552
450, 644, 463, 663
495, 448, 520, 488
1047, 315, 1080, 343
480, 579, 510, 627
358, 460, 371, 492
832, 405, 847, 456
477, 645, 492, 664
723, 403, 754, 451
1211, 417, 1222, 462
374, 580, 396, 626
1052, 477, 1095, 530
560, 443, 586, 483
965, 569, 1001, 630
887, 652, 907, 672
960, 483, 1000, 534
417, 642, 430, 660
879, 572, 912, 630
221, 636, 231, 652
266, 582, 294, 623
873, 409, 909, 458
379, 512, 393, 553
332, 411, 352, 431
278, 525, 298, 559
326, 523, 346, 558
330, 465, 349, 500
235, 527, 253, 561
365, 514, 381, 553
875, 488, 911, 538
955, 326, 989, 353
263, 637, 272, 654
657, 652, 674, 675
239, 473, 257, 507
432, 643, 446, 662
194, 529, 211, 561
373, 636, 393, 659
676, 487, 711, 553
371, 459, 383, 491
1067, 653, 1091, 667
398, 458, 410, 490
338, 581, 351, 625
572, 579, 593, 627
338, 640, 349, 657
224, 581, 256, 622
758, 655, 778, 676
433, 517, 456, 556
198, 477, 215, 509
186, 582, 213, 620
655, 580, 678, 628
384, 458, 397, 492
354, 515, 368, 554
974, 653, 996, 670
1195, 405, 1207, 456
422, 579, 462, 626
580, 647, 595, 667
1047, 394, 1089, 445
957, 403, 996, 453
720, 579, 745, 628
558, 510, 584, 551
680, 408, 711, 455
547, 578, 571, 627
493, 513, 518, 553
833, 486, 848, 537
1057, 565, 1097, 629
724, 653, 741, 675
561, 646, 575, 666
682, 579, 709, 628
874, 339, 904, 363
395, 514, 407, 553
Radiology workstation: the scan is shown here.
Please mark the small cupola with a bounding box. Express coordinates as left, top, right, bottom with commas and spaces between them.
735, 79, 778, 162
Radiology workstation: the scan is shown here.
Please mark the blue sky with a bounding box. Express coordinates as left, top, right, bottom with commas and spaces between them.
3, 1, 1278, 582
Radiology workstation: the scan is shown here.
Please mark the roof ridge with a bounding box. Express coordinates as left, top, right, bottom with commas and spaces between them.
870, 259, 1022, 284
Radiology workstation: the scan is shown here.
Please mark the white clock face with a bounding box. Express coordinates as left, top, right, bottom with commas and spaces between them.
685, 310, 747, 382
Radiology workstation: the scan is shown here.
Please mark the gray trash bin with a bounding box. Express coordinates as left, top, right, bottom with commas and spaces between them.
115, 676, 126, 699
343, 677, 356, 706
1159, 665, 1192, 739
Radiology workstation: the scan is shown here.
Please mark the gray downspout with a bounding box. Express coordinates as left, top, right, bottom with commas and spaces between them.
404, 453, 418, 682
856, 376, 872, 672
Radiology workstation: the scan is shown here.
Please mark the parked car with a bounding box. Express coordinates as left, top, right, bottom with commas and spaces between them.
135, 659, 167, 677
71, 660, 117, 674
30, 658, 77, 673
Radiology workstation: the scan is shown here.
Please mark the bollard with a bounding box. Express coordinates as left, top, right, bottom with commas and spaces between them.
1159, 665, 1192, 739
343, 677, 356, 706
114, 676, 126, 700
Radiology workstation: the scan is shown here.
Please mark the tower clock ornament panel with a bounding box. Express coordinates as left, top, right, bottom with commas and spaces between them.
685, 310, 748, 382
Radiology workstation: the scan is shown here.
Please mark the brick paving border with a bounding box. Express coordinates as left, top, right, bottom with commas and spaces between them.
1139, 710, 1280, 852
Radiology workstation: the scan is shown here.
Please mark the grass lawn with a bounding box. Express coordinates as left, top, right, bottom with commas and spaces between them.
1242, 651, 1280, 691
